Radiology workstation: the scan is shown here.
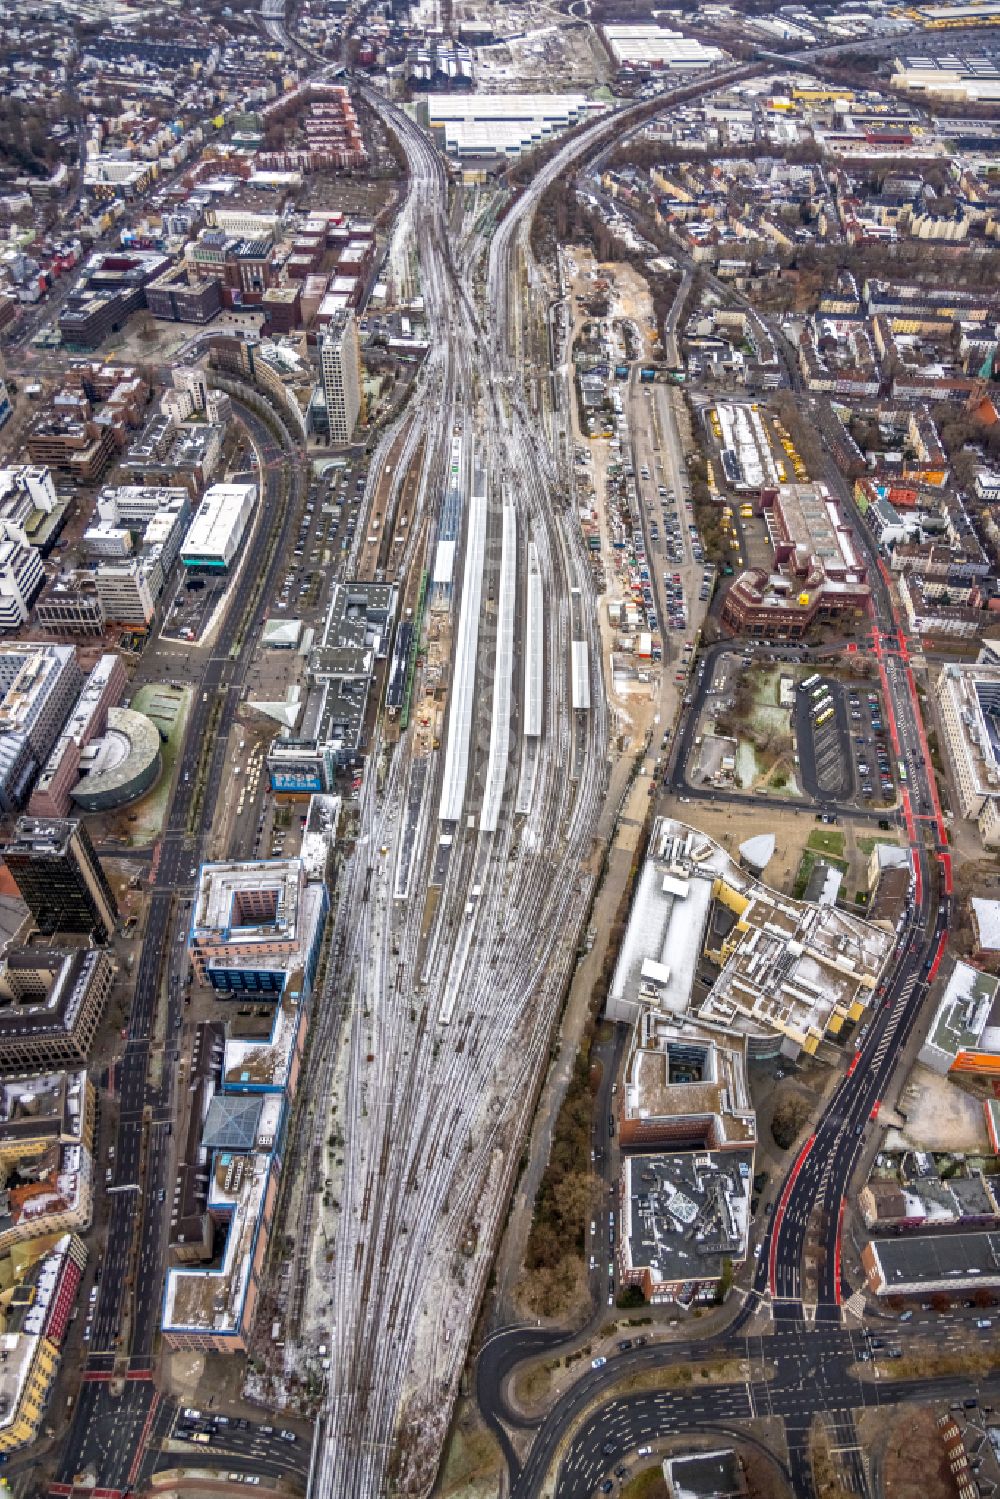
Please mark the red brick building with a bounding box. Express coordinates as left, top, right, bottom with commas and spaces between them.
722, 482, 870, 639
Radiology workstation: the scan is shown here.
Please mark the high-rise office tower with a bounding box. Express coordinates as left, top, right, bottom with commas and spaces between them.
319, 309, 363, 443
4, 817, 118, 942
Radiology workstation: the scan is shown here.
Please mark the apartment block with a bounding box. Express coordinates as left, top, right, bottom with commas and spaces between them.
0, 1069, 95, 1253
0, 645, 83, 812
936, 662, 1000, 846
94, 560, 157, 629
317, 309, 363, 443
0, 1233, 87, 1454
0, 543, 45, 632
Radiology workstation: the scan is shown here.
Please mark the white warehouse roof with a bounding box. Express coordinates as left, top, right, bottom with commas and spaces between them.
603, 25, 724, 68
426, 93, 606, 158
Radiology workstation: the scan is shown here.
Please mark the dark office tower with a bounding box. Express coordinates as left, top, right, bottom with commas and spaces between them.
4, 817, 118, 942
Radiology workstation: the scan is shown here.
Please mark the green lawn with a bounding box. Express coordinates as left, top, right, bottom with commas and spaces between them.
621, 1470, 669, 1499
101, 684, 192, 847
857, 836, 898, 857
806, 828, 846, 859
794, 847, 849, 901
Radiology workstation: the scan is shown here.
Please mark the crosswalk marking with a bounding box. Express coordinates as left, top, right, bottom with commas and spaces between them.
843, 1288, 867, 1322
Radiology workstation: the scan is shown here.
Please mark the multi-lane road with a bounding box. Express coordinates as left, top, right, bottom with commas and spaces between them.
53, 402, 308, 1492
33, 13, 989, 1498
486, 1318, 1000, 1498
471, 469, 954, 1499
756, 477, 951, 1322
299, 43, 970, 1499
300, 56, 826, 1499
473, 214, 956, 1499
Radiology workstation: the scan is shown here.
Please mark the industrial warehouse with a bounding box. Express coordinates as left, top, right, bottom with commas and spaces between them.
424, 93, 607, 161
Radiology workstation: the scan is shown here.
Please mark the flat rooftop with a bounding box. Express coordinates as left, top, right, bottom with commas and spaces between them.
775, 482, 861, 576
939, 663, 1000, 804
623, 1149, 752, 1291
162, 1149, 272, 1337
291, 582, 397, 760
0, 949, 107, 1040
608, 818, 892, 1054
623, 1013, 756, 1148
0, 1068, 87, 1142
663, 1450, 747, 1499
222, 986, 304, 1091
608, 825, 725, 1024
924, 960, 1000, 1061
0, 647, 77, 738
192, 858, 303, 944
181, 482, 254, 562
870, 1229, 1000, 1288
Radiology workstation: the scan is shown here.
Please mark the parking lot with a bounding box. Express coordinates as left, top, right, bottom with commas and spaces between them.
641, 457, 705, 636
846, 682, 896, 807
163, 573, 226, 643
274, 458, 366, 618
805, 690, 851, 800
797, 676, 895, 808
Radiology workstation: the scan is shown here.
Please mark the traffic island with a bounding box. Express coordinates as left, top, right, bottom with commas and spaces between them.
809, 1418, 858, 1499
150, 1468, 302, 1497
851, 1344, 1000, 1382
618, 1427, 793, 1499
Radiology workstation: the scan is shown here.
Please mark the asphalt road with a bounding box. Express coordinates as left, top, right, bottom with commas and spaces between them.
546, 1324, 1000, 1499
156, 1412, 308, 1486
475, 108, 955, 1499
52, 400, 311, 1495
753, 469, 948, 1322
481, 1315, 1000, 1499
666, 638, 900, 826
41, 20, 988, 1498
475, 560, 949, 1497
